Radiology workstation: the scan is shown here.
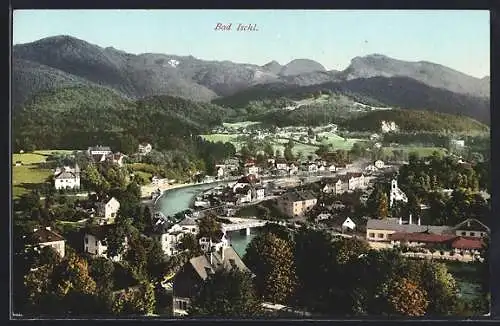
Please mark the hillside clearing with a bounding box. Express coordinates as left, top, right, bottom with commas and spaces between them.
13, 165, 52, 198
383, 146, 447, 157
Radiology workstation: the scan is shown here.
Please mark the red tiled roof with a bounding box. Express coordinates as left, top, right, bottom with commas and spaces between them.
389, 232, 456, 243
451, 237, 484, 250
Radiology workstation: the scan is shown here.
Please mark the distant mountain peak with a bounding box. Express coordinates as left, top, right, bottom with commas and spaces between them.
279, 59, 326, 76
262, 60, 282, 74
344, 53, 489, 98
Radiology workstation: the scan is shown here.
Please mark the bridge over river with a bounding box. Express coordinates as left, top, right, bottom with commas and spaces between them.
220, 217, 284, 235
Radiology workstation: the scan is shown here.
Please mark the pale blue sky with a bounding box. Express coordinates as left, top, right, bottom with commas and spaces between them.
13, 10, 490, 78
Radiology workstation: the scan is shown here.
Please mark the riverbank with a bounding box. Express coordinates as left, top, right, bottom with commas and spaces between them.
141, 182, 197, 199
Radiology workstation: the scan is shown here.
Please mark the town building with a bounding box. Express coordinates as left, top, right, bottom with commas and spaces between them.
277, 190, 317, 218
374, 160, 385, 169
138, 143, 152, 155
217, 167, 224, 179
54, 164, 80, 190
389, 179, 408, 208
232, 174, 259, 192
450, 139, 466, 149
365, 164, 377, 173
321, 173, 366, 195
95, 197, 120, 225
87, 146, 113, 157
171, 243, 251, 316
365, 216, 489, 257
83, 224, 126, 261
453, 218, 490, 238
246, 165, 259, 176
30, 227, 66, 258
150, 220, 197, 256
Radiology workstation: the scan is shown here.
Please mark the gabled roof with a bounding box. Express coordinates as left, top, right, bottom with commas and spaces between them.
366, 218, 452, 234
189, 247, 250, 281
55, 171, 77, 180
237, 174, 258, 184
178, 217, 198, 226
281, 190, 316, 202
89, 146, 111, 151
454, 218, 490, 233
84, 224, 115, 240
32, 228, 65, 243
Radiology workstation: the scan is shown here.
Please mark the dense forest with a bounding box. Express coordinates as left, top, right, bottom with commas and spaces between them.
340, 109, 489, 133
214, 77, 490, 124
12, 86, 236, 152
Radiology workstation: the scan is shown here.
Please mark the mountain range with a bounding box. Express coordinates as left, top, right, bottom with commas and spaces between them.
12, 35, 490, 123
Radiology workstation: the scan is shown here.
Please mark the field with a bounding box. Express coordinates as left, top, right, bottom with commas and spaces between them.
222, 121, 261, 129
200, 134, 245, 150
12, 150, 75, 165
274, 139, 319, 157
318, 133, 366, 150
13, 165, 52, 198
383, 146, 447, 157
12, 149, 74, 199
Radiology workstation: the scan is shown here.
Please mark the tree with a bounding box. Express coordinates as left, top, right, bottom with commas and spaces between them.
197, 213, 223, 242
119, 134, 140, 155
284, 145, 294, 162
124, 235, 149, 279
145, 237, 166, 281
388, 277, 429, 317
111, 281, 156, 316
293, 229, 336, 311
189, 269, 262, 318
416, 260, 459, 315
89, 257, 115, 294
16, 191, 41, 212
264, 143, 274, 157
367, 186, 389, 219
35, 246, 62, 267
315, 145, 330, 159
243, 233, 296, 304
24, 251, 98, 315
106, 217, 135, 259
307, 127, 315, 139
240, 146, 252, 161
179, 233, 202, 255
332, 238, 370, 265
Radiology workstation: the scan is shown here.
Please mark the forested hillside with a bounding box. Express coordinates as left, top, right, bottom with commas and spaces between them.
12, 86, 235, 152
214, 77, 490, 124
340, 109, 489, 133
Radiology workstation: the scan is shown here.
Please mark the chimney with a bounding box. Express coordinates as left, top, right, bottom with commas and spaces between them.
398, 217, 402, 225
210, 252, 213, 265
409, 214, 413, 225
221, 247, 225, 261
418, 217, 421, 226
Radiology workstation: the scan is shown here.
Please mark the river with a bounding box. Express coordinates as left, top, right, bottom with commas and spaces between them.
156, 182, 258, 258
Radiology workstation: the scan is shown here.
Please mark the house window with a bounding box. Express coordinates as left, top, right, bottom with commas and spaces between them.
480, 232, 484, 237
95, 241, 98, 246
461, 231, 466, 236
369, 233, 375, 238
470, 232, 475, 237
377, 233, 384, 239
176, 300, 188, 311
